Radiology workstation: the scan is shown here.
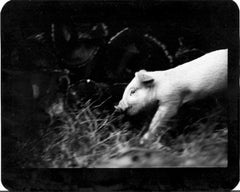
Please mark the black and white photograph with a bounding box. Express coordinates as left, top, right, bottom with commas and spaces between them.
1, 0, 238, 172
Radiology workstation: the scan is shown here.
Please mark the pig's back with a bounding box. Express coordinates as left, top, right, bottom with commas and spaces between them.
169, 49, 227, 101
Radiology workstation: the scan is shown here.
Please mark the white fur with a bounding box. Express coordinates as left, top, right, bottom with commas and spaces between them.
116, 49, 228, 144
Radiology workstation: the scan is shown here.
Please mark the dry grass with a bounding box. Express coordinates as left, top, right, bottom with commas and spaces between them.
41, 101, 132, 168
11, 96, 227, 168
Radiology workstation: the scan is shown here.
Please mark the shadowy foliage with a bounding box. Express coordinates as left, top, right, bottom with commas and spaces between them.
10, 96, 227, 168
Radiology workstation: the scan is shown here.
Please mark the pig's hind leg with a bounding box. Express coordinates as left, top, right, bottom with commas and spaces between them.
140, 100, 181, 145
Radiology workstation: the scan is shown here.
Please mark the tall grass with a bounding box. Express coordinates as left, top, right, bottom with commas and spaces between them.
95, 99, 227, 167
14, 96, 227, 168
40, 101, 134, 168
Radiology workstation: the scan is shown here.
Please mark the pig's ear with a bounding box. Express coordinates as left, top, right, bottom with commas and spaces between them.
135, 70, 154, 85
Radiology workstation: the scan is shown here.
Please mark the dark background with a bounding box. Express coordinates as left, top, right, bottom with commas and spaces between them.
1, 0, 239, 191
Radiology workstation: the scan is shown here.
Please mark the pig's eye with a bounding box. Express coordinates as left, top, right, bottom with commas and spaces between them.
130, 89, 137, 96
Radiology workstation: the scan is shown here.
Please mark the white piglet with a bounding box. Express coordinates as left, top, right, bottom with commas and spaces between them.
115, 49, 228, 145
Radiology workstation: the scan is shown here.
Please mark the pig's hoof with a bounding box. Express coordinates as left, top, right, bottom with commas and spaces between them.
140, 133, 155, 146
139, 138, 146, 145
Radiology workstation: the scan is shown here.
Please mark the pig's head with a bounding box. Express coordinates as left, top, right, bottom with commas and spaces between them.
115, 70, 157, 115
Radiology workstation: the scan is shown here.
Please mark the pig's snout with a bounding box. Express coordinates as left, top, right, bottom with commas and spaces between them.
114, 105, 123, 113
114, 100, 129, 113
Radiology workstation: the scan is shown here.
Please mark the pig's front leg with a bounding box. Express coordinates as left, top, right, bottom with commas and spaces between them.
140, 101, 180, 145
